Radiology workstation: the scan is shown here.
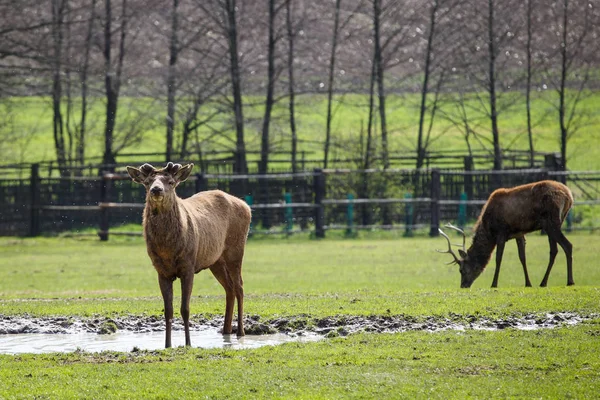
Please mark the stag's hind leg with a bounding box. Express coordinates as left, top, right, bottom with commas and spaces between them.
209, 258, 235, 335
516, 237, 532, 287
541, 217, 574, 287
226, 258, 245, 336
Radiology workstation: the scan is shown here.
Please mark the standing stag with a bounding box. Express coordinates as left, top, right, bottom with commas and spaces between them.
437, 180, 574, 288
127, 162, 252, 348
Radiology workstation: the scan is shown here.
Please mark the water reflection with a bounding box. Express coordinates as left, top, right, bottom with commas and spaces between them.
0, 329, 321, 354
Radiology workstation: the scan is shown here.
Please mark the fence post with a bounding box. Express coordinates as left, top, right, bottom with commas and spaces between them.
429, 169, 440, 237
404, 192, 413, 237
458, 192, 467, 229
98, 172, 110, 241
29, 163, 40, 237
346, 193, 354, 236
284, 192, 293, 235
313, 168, 325, 238
195, 173, 208, 192
244, 195, 254, 236
463, 156, 473, 201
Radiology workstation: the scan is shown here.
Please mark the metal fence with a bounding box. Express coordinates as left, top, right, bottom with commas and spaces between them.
2, 165, 600, 238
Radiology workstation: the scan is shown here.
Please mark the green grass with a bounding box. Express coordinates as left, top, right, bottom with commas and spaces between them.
1, 326, 599, 399
1, 233, 600, 398
4, 92, 600, 170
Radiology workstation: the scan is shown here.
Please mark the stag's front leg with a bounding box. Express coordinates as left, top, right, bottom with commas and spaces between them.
516, 237, 532, 287
491, 238, 506, 288
158, 275, 174, 348
180, 270, 195, 347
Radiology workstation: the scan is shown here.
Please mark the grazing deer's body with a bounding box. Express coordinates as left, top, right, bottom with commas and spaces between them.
127, 162, 251, 348
437, 180, 574, 288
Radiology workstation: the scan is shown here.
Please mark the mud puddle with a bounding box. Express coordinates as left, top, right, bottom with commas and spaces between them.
0, 312, 594, 354
0, 329, 320, 354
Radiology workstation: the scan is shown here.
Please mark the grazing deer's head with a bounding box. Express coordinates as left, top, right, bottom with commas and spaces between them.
127, 162, 194, 205
437, 223, 484, 288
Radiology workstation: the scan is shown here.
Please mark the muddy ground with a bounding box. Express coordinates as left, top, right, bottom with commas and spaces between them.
0, 312, 595, 337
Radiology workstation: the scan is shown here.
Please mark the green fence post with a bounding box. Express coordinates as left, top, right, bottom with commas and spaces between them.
566, 209, 573, 232
284, 192, 293, 235
245, 195, 254, 235
458, 192, 467, 229
346, 193, 354, 236
404, 192, 413, 237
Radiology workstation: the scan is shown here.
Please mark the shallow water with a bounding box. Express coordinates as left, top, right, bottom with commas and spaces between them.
0, 329, 321, 354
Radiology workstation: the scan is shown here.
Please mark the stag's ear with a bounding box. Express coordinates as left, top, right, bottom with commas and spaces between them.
174, 163, 194, 183
127, 166, 145, 184
458, 249, 467, 259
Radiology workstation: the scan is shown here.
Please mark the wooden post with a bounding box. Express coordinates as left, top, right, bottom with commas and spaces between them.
313, 168, 325, 238
345, 193, 354, 237
429, 169, 440, 237
284, 192, 293, 235
195, 173, 208, 193
404, 192, 413, 237
98, 172, 110, 241
29, 163, 40, 237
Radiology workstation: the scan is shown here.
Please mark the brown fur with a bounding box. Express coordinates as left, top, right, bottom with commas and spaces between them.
127, 162, 251, 348
442, 180, 574, 288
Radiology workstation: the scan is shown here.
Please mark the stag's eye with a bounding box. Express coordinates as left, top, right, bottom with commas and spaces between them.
168, 179, 175, 185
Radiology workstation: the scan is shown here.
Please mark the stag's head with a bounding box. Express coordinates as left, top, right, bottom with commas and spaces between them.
127, 162, 194, 206
436, 223, 483, 288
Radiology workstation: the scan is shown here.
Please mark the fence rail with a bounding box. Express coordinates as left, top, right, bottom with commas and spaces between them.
2, 165, 600, 238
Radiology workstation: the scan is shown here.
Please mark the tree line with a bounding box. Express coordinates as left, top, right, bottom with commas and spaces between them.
1, 0, 598, 175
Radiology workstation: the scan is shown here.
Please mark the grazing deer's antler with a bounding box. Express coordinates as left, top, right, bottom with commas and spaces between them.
436, 228, 461, 265
444, 223, 466, 252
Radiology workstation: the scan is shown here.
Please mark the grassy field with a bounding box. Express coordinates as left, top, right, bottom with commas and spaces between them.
3, 92, 600, 170
1, 233, 600, 398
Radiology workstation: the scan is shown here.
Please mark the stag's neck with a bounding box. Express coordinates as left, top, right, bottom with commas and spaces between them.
143, 196, 184, 241
467, 225, 497, 268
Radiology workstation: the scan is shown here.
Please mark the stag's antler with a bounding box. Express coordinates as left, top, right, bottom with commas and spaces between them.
164, 162, 182, 175
436, 228, 461, 265
444, 223, 466, 252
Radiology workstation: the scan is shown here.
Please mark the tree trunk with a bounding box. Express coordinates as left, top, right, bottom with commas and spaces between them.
77, 0, 96, 168
51, 0, 68, 176
260, 0, 277, 176
286, 0, 298, 174
416, 0, 438, 171
487, 0, 502, 170
226, 0, 247, 174
525, 0, 534, 167
373, 0, 388, 169
324, 0, 341, 169
558, 0, 568, 171
166, 0, 179, 162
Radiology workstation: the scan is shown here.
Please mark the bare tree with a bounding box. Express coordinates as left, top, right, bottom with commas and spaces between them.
285, 0, 299, 173
165, 0, 179, 162
543, 0, 598, 171
50, 0, 68, 175
101, 0, 128, 168
323, 0, 342, 169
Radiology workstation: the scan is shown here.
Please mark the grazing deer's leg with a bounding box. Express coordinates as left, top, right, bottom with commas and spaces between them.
555, 231, 574, 286
540, 236, 558, 287
209, 259, 235, 335
180, 270, 195, 347
516, 237, 532, 287
491, 238, 506, 288
158, 275, 174, 348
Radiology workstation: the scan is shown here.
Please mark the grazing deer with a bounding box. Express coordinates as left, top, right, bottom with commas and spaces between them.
127, 162, 251, 348
437, 180, 574, 288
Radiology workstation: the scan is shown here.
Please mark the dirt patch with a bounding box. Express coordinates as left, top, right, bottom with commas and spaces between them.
0, 312, 594, 337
